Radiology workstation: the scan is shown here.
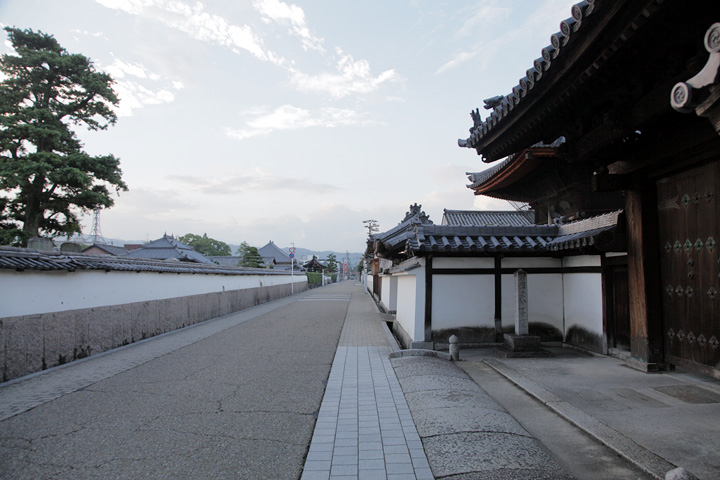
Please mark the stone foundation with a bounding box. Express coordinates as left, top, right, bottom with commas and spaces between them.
0, 283, 305, 382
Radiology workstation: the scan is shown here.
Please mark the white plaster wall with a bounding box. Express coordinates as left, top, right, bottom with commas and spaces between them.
379, 274, 398, 311
396, 272, 425, 343
432, 275, 495, 329
433, 257, 494, 269
501, 273, 564, 331
365, 274, 373, 294
0, 269, 301, 317
562, 273, 603, 335
380, 275, 391, 308
386, 276, 398, 311
502, 257, 561, 268
563, 255, 601, 267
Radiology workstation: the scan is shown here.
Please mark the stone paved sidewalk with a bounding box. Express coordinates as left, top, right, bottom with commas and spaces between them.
301, 287, 433, 480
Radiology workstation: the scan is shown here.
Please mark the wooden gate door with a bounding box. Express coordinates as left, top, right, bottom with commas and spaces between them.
657, 161, 719, 373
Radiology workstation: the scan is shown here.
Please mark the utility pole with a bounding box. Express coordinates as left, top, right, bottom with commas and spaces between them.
362, 219, 379, 236
290, 242, 295, 294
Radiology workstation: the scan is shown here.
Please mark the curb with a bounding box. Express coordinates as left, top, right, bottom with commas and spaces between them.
483, 358, 680, 480
389, 349, 452, 361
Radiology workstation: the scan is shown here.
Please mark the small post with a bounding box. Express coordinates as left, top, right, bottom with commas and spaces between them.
449, 335, 460, 361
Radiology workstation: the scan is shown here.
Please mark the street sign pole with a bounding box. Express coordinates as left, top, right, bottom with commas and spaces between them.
289, 246, 296, 294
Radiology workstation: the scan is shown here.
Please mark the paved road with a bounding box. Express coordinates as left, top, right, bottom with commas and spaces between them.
0, 283, 355, 479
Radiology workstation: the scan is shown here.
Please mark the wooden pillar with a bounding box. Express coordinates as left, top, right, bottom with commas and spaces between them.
494, 255, 503, 342
625, 186, 665, 370
424, 255, 433, 343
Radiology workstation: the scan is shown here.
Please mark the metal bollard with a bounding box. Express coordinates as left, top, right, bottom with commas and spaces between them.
449, 335, 460, 361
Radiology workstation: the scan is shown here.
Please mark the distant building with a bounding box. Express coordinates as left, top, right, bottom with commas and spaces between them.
207, 256, 242, 267
304, 256, 327, 273
82, 244, 130, 256
125, 234, 213, 263
258, 241, 302, 271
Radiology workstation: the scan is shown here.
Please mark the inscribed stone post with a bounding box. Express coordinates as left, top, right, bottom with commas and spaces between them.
514, 269, 529, 336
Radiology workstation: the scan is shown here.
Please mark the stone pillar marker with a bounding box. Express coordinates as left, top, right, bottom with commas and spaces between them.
514, 269, 529, 336
495, 269, 551, 358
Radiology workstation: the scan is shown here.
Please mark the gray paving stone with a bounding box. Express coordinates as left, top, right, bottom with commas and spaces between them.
331, 464, 357, 476
359, 458, 385, 470
302, 289, 431, 480
332, 455, 358, 465
385, 452, 412, 464
301, 471, 330, 480
305, 460, 332, 471
359, 449, 385, 460
359, 469, 388, 480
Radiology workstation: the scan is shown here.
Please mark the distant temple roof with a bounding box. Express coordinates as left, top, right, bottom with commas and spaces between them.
82, 243, 129, 256
125, 234, 213, 264
258, 241, 292, 264
207, 256, 242, 267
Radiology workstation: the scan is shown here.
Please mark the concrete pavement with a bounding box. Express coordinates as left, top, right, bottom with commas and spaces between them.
0, 283, 354, 479
458, 347, 720, 480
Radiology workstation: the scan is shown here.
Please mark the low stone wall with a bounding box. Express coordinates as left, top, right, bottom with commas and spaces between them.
1, 282, 307, 382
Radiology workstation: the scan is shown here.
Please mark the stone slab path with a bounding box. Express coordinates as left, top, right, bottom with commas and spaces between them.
301, 288, 433, 480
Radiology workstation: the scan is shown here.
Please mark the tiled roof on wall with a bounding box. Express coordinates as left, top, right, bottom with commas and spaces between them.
0, 247, 287, 275
546, 210, 621, 251
409, 225, 557, 253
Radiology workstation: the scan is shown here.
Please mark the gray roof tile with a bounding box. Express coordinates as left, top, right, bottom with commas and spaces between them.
0, 247, 285, 275
442, 209, 534, 226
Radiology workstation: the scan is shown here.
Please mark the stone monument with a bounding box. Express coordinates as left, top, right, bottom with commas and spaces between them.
496, 269, 551, 358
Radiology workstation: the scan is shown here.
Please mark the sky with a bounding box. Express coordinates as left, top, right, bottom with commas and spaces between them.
0, 0, 573, 252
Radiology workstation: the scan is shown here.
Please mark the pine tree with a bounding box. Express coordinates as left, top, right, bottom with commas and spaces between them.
0, 27, 127, 246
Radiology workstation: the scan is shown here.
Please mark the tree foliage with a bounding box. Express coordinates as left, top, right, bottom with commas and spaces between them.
236, 241, 263, 267
178, 233, 231, 257
326, 252, 338, 273
0, 27, 127, 246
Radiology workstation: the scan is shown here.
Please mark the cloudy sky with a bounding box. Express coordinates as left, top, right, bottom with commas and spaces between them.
1, 0, 573, 252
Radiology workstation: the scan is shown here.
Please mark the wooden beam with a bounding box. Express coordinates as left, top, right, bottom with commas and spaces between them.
424, 255, 433, 343
625, 185, 665, 370
592, 173, 636, 192
495, 255, 503, 342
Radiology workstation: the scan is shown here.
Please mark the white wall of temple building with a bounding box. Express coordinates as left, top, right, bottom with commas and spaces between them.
432, 275, 495, 330
562, 256, 604, 340
380, 254, 606, 351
